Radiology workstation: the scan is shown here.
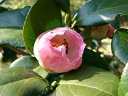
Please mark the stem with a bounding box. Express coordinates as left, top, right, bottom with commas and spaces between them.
71, 13, 78, 22
71, 20, 77, 29
64, 9, 72, 27
0, 44, 30, 55
71, 13, 78, 28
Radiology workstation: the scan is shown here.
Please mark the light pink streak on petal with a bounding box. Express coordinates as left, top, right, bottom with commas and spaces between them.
64, 28, 86, 62
34, 27, 86, 73
34, 28, 71, 72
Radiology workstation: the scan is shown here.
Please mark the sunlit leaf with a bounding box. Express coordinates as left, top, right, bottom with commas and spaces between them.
10, 56, 38, 69
55, 66, 119, 96
76, 0, 128, 26
0, 28, 24, 47
0, 6, 30, 28
0, 67, 49, 96
112, 29, 128, 64
118, 64, 128, 96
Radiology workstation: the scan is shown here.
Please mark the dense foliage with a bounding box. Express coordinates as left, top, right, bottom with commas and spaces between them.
0, 0, 128, 96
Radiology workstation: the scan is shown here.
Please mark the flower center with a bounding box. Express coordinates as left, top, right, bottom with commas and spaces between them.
51, 39, 69, 54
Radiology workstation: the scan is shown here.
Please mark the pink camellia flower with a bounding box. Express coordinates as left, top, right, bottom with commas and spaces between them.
90, 24, 115, 40
34, 27, 85, 73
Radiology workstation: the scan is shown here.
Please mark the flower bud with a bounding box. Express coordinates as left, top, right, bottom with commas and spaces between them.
90, 24, 115, 40
34, 27, 85, 73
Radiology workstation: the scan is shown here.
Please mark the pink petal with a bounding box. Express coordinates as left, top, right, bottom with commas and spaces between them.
34, 27, 86, 73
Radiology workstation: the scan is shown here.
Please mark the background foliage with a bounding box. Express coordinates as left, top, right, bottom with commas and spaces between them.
0, 0, 128, 96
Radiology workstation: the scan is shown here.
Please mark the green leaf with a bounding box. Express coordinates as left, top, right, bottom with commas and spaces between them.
0, 28, 24, 47
0, 67, 49, 96
0, 6, 30, 48
112, 29, 128, 64
55, 0, 70, 13
118, 64, 128, 96
55, 66, 119, 96
23, 0, 62, 54
0, 6, 30, 28
0, 78, 48, 96
0, 67, 38, 85
10, 56, 38, 69
33, 66, 49, 79
33, 66, 61, 83
76, 0, 128, 26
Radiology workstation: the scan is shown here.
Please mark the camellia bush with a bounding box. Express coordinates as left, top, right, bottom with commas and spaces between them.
0, 0, 128, 96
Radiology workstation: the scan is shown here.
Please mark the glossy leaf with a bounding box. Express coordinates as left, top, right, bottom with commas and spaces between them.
55, 66, 119, 96
0, 78, 48, 96
0, 6, 30, 48
76, 0, 128, 26
33, 66, 50, 79
0, 67, 38, 85
0, 67, 49, 96
0, 28, 24, 47
112, 29, 128, 64
0, 6, 30, 28
10, 56, 38, 69
23, 0, 62, 54
55, 0, 70, 13
33, 66, 61, 83
118, 64, 128, 96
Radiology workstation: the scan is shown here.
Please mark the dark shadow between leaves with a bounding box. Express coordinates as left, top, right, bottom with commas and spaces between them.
61, 64, 105, 81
